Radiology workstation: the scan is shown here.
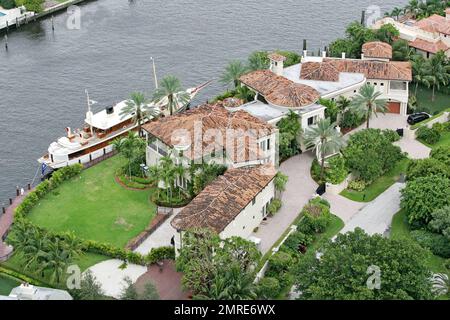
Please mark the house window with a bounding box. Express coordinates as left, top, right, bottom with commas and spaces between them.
390, 81, 407, 91
381, 83, 384, 86
307, 117, 314, 126
252, 198, 256, 205
267, 138, 271, 150
374, 82, 377, 86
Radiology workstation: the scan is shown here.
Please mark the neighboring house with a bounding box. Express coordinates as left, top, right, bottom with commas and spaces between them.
298, 42, 412, 115
142, 102, 278, 188
372, 9, 450, 58
0, 283, 73, 300
237, 41, 412, 140
171, 165, 277, 254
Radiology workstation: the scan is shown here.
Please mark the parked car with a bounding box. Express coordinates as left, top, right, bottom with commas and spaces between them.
407, 112, 431, 125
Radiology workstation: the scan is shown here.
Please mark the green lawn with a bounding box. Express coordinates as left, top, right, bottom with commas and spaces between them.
27, 155, 156, 248
415, 86, 450, 115
391, 210, 448, 278
0, 274, 20, 296
340, 158, 409, 202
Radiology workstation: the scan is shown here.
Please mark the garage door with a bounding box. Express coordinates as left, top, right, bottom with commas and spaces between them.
387, 102, 401, 114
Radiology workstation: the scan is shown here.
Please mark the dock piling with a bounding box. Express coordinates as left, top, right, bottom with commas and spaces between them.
4, 34, 7, 51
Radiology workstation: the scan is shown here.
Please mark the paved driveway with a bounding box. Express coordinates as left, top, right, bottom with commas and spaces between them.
339, 183, 404, 236
322, 193, 365, 223
252, 152, 318, 254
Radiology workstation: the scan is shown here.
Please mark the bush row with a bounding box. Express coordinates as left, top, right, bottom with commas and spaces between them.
15, 164, 83, 218
0, 266, 48, 287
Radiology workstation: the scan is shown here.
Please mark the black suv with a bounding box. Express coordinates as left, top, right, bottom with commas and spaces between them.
407, 112, 431, 125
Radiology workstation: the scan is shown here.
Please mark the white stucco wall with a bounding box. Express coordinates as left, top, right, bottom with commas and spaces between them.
220, 179, 275, 240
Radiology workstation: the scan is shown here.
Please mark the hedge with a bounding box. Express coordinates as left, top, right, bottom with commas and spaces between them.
15, 164, 83, 218
0, 266, 48, 287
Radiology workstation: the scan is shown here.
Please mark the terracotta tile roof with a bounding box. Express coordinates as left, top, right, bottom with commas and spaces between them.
300, 58, 412, 82
362, 41, 393, 59
415, 14, 450, 35
142, 102, 276, 163
268, 53, 287, 62
409, 38, 450, 54
239, 69, 320, 108
171, 165, 277, 233
300, 61, 340, 82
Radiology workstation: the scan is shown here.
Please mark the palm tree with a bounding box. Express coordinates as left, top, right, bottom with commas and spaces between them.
336, 96, 351, 128
304, 119, 345, 182
431, 273, 449, 297
350, 83, 388, 129
274, 172, 288, 199
423, 51, 450, 102
37, 238, 72, 283
405, 0, 419, 18
120, 92, 159, 135
159, 156, 176, 201
112, 132, 146, 178
412, 55, 428, 96
391, 7, 403, 20
220, 60, 248, 89
152, 75, 190, 116
248, 52, 269, 71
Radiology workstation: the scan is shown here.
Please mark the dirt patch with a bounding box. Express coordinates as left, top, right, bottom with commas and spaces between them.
115, 217, 134, 231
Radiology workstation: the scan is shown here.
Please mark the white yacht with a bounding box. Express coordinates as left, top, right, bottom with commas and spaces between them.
38, 82, 210, 171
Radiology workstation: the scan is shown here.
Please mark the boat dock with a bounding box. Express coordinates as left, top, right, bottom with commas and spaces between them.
0, 0, 94, 33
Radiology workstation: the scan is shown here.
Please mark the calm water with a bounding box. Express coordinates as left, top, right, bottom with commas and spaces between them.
0, 0, 407, 201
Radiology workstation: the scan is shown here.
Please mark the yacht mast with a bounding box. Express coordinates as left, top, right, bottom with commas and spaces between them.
85, 89, 94, 136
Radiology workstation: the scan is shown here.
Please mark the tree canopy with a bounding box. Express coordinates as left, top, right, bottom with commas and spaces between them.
293, 229, 433, 300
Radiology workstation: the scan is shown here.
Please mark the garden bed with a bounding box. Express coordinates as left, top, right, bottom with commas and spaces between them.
340, 158, 409, 202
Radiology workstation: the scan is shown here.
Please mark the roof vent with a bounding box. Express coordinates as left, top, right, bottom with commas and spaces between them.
106, 106, 114, 115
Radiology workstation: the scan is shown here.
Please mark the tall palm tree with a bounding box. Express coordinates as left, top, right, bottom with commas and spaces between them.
304, 119, 345, 182
37, 239, 72, 283
220, 60, 248, 89
423, 51, 450, 102
405, 0, 419, 18
431, 273, 449, 297
391, 7, 403, 20
120, 92, 159, 135
412, 56, 428, 96
152, 76, 190, 116
336, 96, 351, 128
350, 83, 388, 129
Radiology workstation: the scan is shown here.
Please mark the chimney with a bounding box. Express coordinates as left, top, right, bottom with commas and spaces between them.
303, 50, 308, 58
342, 52, 346, 59
322, 51, 327, 58
268, 53, 286, 76
361, 53, 365, 60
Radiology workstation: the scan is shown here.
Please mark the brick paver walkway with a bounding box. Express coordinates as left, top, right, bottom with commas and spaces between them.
134, 260, 191, 300
0, 190, 30, 261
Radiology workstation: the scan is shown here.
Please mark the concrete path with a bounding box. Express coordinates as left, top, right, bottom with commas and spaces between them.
394, 139, 430, 159
339, 183, 404, 236
322, 193, 365, 223
85, 259, 147, 299
134, 211, 180, 255
252, 152, 318, 254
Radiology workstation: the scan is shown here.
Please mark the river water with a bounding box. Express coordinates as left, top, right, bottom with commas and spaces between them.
0, 0, 407, 201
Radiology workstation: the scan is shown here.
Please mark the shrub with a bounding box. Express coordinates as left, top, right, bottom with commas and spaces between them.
429, 206, 450, 240
267, 199, 282, 215
432, 122, 445, 133
406, 158, 450, 181
145, 247, 175, 265
416, 126, 441, 145
343, 129, 404, 183
411, 230, 450, 258
382, 129, 401, 142
297, 199, 331, 235
431, 146, 450, 166
401, 175, 450, 227
326, 156, 348, 184
257, 277, 281, 300
267, 252, 293, 276
283, 231, 314, 253
348, 179, 366, 192
1, 0, 16, 9
444, 259, 450, 271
